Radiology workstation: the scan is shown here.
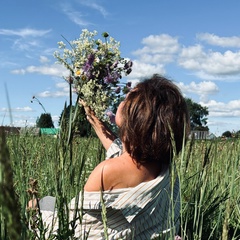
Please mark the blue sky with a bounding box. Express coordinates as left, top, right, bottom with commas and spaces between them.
1, 0, 240, 136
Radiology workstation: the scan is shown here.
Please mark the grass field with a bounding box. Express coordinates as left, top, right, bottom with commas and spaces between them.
0, 129, 240, 239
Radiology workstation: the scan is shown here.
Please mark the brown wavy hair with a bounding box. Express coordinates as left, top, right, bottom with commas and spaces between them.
119, 74, 190, 169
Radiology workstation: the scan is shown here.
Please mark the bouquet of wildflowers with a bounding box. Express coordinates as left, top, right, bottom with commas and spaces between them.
54, 29, 132, 122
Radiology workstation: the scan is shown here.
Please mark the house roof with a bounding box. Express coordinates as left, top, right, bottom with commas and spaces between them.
40, 128, 59, 135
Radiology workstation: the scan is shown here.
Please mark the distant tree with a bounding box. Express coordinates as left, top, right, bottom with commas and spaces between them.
36, 113, 54, 128
222, 131, 232, 138
185, 98, 209, 131
59, 104, 91, 137
235, 130, 240, 138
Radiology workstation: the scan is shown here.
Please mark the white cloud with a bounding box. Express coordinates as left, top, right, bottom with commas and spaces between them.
11, 69, 26, 75
15, 106, 34, 112
207, 118, 239, 136
131, 33, 240, 81
11, 63, 69, 77
37, 90, 68, 98
11, 63, 72, 99
0, 60, 18, 68
0, 28, 51, 54
0, 28, 51, 38
52, 115, 60, 123
178, 45, 240, 78
12, 39, 42, 51
142, 34, 179, 53
12, 117, 36, 127
200, 99, 240, 117
129, 60, 166, 79
193, 71, 240, 81
133, 34, 179, 64
0, 107, 34, 112
40, 56, 50, 63
78, 0, 108, 17
197, 33, 240, 48
199, 98, 240, 135
178, 45, 206, 67
36, 79, 77, 98
61, 3, 92, 26
60, 0, 108, 27
55, 81, 70, 92
177, 81, 219, 102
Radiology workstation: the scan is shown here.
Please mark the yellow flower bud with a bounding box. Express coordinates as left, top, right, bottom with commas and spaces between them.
76, 70, 81, 76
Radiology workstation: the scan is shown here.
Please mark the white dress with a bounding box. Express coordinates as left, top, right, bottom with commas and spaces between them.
37, 139, 180, 239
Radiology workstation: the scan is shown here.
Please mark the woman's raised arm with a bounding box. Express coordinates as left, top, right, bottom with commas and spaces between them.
79, 99, 117, 150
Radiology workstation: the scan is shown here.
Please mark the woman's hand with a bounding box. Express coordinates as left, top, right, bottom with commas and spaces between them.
78, 99, 95, 124
27, 198, 39, 210
78, 99, 117, 150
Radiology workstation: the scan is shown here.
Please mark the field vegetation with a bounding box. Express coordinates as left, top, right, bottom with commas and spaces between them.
0, 128, 240, 239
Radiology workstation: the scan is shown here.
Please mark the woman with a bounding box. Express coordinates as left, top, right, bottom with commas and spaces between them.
29, 74, 190, 239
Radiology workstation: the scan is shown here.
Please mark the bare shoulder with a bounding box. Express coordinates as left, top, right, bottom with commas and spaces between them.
84, 155, 156, 192
84, 160, 106, 191
84, 157, 123, 192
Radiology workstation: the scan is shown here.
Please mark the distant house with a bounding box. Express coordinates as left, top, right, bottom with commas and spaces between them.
190, 130, 209, 140
0, 127, 59, 137
40, 128, 59, 136
20, 127, 40, 136
190, 131, 217, 140
206, 133, 217, 140
0, 126, 21, 135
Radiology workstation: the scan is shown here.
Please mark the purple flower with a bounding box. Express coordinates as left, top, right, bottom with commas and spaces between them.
87, 53, 95, 65
83, 54, 95, 73
106, 111, 116, 124
104, 74, 115, 84
85, 70, 93, 79
66, 75, 74, 84
112, 71, 121, 82
115, 86, 121, 94
126, 68, 132, 75
126, 82, 132, 87
104, 71, 120, 84
111, 61, 118, 69
175, 236, 182, 240
124, 60, 133, 69
128, 60, 133, 68
83, 63, 91, 73
122, 82, 132, 94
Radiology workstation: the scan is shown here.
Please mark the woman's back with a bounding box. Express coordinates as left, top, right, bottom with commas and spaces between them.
84, 151, 163, 191
36, 139, 180, 239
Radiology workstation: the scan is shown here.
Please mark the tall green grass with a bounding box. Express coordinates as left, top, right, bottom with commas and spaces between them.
0, 126, 105, 239
178, 138, 240, 239
0, 126, 240, 239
